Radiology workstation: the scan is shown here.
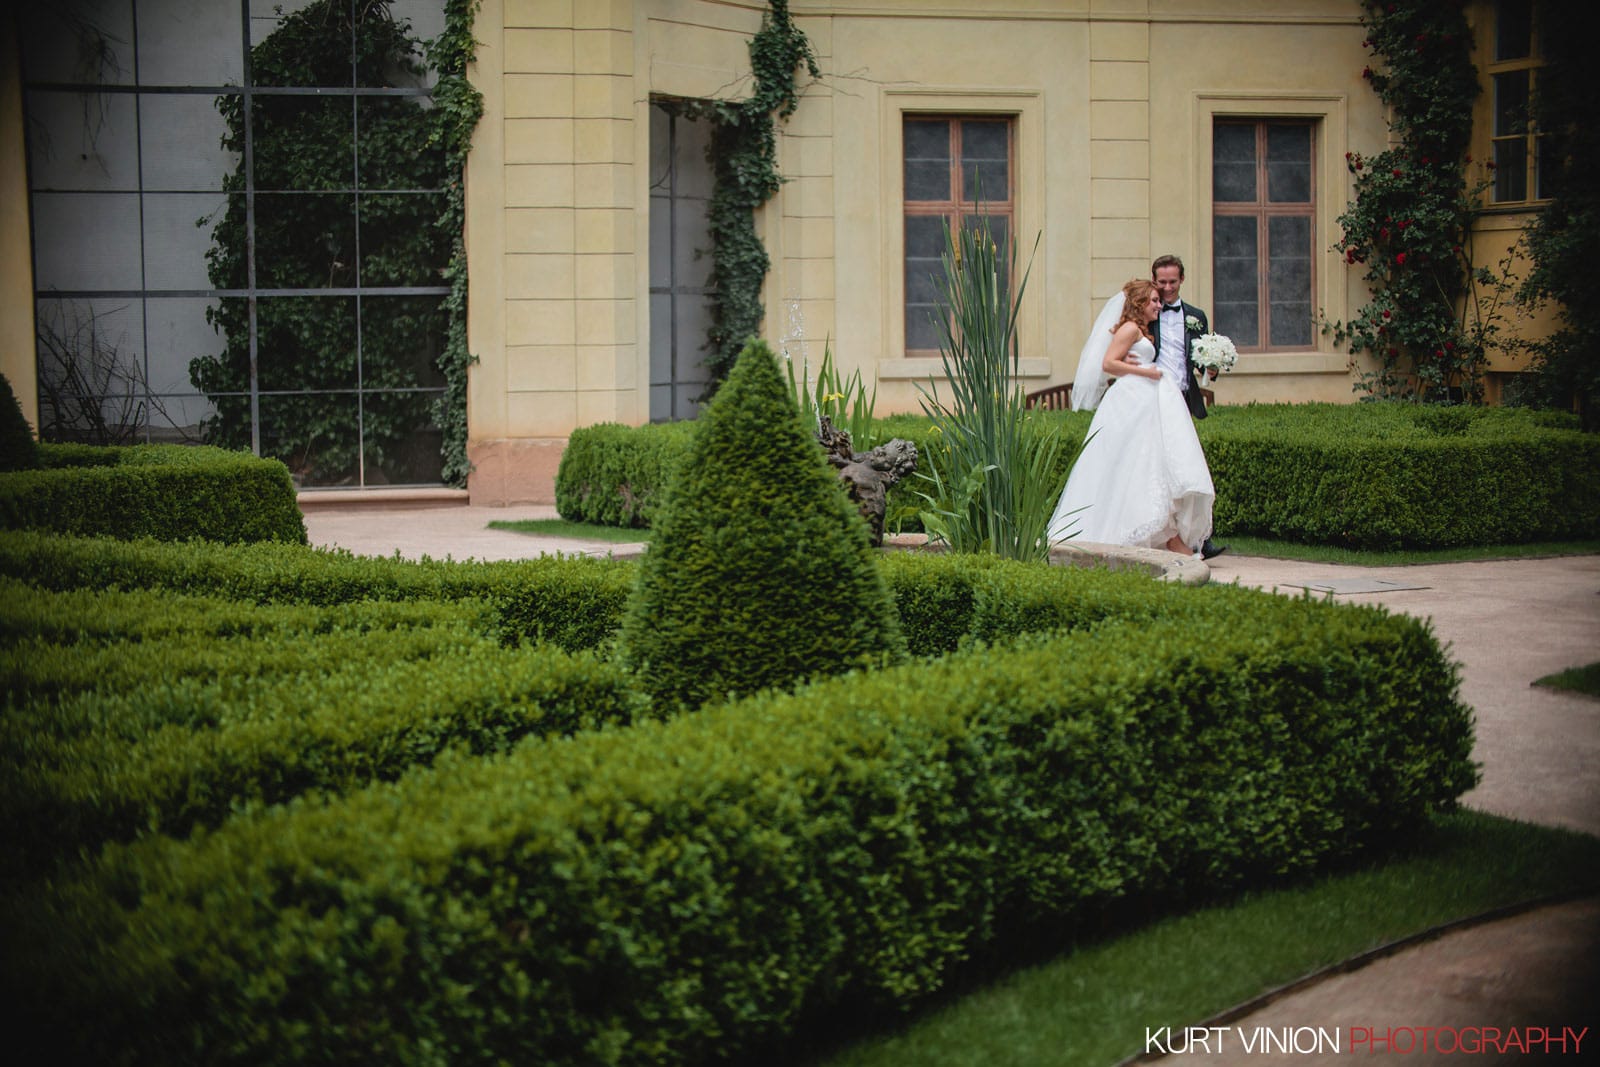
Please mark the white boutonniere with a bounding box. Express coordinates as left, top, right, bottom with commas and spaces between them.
1184, 314, 1202, 334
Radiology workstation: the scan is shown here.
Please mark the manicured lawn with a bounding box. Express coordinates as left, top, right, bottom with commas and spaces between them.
488, 517, 652, 543
786, 813, 1600, 1067
1533, 661, 1600, 700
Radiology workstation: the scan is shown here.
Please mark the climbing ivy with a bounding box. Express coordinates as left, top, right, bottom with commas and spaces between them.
192, 0, 480, 487
1323, 0, 1491, 403
688, 0, 819, 394
430, 0, 485, 484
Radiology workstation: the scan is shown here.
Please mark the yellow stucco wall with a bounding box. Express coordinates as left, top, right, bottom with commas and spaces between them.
1, 17, 38, 432
461, 0, 1547, 503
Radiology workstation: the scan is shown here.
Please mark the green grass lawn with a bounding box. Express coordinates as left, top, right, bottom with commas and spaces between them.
1533, 661, 1600, 700
487, 517, 652, 543
780, 812, 1600, 1067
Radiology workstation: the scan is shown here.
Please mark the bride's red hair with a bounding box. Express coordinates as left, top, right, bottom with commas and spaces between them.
1114, 278, 1158, 339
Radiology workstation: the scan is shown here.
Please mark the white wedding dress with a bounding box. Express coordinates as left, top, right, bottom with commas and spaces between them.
1047, 337, 1214, 550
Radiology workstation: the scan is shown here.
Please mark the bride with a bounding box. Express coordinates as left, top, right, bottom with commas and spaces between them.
1046, 278, 1214, 556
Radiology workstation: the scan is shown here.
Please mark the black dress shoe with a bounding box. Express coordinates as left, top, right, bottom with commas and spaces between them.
1200, 539, 1229, 560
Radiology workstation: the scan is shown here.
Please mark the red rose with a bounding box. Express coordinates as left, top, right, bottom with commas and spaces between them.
1396, 252, 1408, 265
1392, 168, 1403, 177
1382, 309, 1392, 319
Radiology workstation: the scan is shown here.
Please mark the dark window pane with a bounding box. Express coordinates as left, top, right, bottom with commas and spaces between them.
361, 295, 449, 390
255, 295, 358, 391
362, 389, 447, 485
1213, 123, 1257, 202
904, 120, 951, 201
1536, 133, 1554, 200
258, 392, 361, 487
906, 161, 951, 201
359, 193, 450, 286
1213, 215, 1259, 346
147, 394, 215, 446
961, 120, 1009, 201
905, 214, 948, 349
963, 213, 1011, 293
252, 97, 355, 191
1266, 124, 1312, 203
1268, 217, 1312, 347
253, 193, 358, 288
1496, 0, 1532, 60
358, 97, 447, 191
1494, 70, 1530, 137
905, 213, 948, 258
1494, 138, 1528, 201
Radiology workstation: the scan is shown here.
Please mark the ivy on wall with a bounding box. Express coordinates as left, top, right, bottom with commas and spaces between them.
431, 0, 485, 484
191, 0, 481, 487
688, 0, 819, 393
1324, 0, 1489, 403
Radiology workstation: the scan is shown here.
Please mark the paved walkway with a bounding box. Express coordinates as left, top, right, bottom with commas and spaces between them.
303, 502, 1600, 1064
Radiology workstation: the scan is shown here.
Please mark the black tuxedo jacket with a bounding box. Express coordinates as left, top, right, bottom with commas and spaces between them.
1152, 301, 1210, 420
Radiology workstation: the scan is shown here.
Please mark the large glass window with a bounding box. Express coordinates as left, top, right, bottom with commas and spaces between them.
20, 0, 451, 489
1487, 0, 1549, 204
902, 115, 1015, 357
647, 102, 716, 422
1212, 119, 1316, 351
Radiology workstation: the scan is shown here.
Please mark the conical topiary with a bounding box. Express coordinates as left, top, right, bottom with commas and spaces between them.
618, 339, 907, 710
0, 373, 40, 472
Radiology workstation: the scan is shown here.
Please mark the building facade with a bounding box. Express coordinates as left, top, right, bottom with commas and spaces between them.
0, 0, 1557, 503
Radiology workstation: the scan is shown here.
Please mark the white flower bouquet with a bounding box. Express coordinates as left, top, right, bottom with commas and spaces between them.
1190, 332, 1239, 375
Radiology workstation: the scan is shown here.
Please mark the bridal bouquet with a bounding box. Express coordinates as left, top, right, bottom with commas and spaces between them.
1190, 332, 1239, 375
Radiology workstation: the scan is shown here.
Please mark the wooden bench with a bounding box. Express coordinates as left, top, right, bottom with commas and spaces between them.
1023, 382, 1073, 410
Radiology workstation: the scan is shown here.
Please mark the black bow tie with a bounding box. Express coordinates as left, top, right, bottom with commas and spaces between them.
1163, 303, 1182, 312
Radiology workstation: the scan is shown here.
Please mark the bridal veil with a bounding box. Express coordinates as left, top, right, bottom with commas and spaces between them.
1071, 290, 1125, 411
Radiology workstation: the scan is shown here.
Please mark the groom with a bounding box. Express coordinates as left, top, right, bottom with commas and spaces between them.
1151, 254, 1228, 559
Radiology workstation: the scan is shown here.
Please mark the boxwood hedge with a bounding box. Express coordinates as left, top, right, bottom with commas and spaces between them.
557, 403, 1599, 549
0, 444, 307, 544
3, 589, 1474, 1065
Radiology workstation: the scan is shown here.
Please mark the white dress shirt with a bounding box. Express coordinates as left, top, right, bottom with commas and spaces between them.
1156, 302, 1190, 390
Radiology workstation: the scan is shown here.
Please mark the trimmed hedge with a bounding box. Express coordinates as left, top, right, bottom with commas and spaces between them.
4, 590, 1474, 1065
0, 530, 634, 651
1202, 403, 1600, 548
555, 419, 695, 527
0, 373, 38, 472
617, 340, 906, 709
0, 444, 307, 544
0, 581, 648, 880
558, 402, 1599, 548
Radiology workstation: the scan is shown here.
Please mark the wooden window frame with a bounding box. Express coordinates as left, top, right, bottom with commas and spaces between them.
902, 115, 1017, 360
1484, 0, 1548, 207
1212, 118, 1317, 354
